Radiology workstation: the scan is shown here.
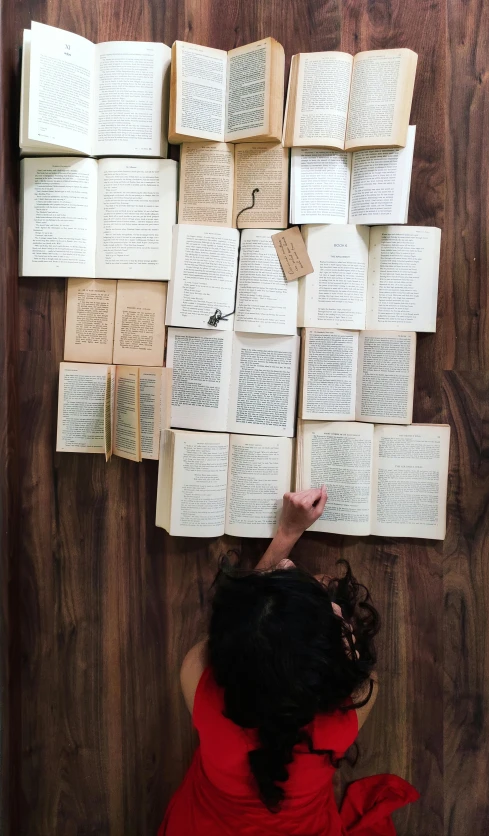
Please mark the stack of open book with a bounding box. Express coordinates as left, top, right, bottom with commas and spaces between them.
19, 21, 449, 540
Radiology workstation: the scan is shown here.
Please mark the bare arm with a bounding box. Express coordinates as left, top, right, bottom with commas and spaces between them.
355, 670, 379, 730
255, 486, 328, 571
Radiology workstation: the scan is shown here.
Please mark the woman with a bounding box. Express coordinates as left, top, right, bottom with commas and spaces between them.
159, 487, 419, 835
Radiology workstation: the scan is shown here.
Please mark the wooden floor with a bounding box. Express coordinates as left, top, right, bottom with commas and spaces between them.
0, 1, 488, 834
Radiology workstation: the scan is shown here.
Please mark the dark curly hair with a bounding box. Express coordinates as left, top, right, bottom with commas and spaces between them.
208, 559, 380, 811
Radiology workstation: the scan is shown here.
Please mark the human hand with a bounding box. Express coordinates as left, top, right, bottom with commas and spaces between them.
278, 486, 328, 542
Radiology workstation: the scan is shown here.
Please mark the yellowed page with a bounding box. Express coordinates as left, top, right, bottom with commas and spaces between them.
104, 365, 114, 461
356, 331, 416, 424
233, 143, 288, 229
225, 39, 274, 141
64, 278, 116, 364
113, 280, 166, 366
345, 49, 418, 151
113, 365, 141, 461
178, 142, 234, 227
173, 41, 227, 141
139, 367, 161, 460
301, 328, 358, 421
56, 362, 108, 454
292, 52, 353, 149
224, 435, 292, 537
300, 421, 374, 535
371, 424, 450, 539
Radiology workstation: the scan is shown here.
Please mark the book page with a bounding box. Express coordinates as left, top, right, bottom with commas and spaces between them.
348, 125, 416, 224
293, 52, 353, 148
103, 365, 114, 461
302, 328, 358, 420
168, 431, 229, 537
140, 367, 161, 460
174, 42, 227, 141
166, 225, 239, 329
300, 421, 374, 536
366, 226, 441, 332
225, 39, 271, 141
160, 366, 173, 432
178, 142, 234, 227
290, 148, 350, 224
113, 280, 166, 366
64, 278, 116, 363
56, 362, 108, 453
225, 436, 292, 537
96, 158, 177, 280
356, 331, 416, 424
299, 224, 369, 328
228, 334, 300, 437
28, 22, 94, 154
233, 143, 288, 229
346, 49, 417, 150
94, 41, 170, 156
113, 366, 141, 461
234, 230, 298, 335
372, 424, 450, 539
21, 157, 98, 277
166, 328, 233, 432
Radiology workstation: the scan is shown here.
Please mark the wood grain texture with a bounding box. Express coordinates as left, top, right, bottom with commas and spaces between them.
0, 1, 487, 835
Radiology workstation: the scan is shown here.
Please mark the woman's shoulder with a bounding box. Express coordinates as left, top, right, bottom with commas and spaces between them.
313, 702, 359, 753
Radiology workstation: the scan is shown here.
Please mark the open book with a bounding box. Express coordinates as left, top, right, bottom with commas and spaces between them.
156, 430, 292, 537
234, 230, 298, 335
178, 141, 289, 229
20, 157, 177, 279
301, 328, 416, 424
169, 38, 285, 144
166, 225, 239, 330
166, 328, 300, 437
296, 422, 450, 539
64, 279, 167, 366
299, 224, 441, 332
56, 362, 172, 461
283, 48, 417, 151
290, 126, 415, 225
20, 22, 171, 157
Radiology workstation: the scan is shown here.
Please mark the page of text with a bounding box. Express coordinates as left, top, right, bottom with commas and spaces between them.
234, 143, 288, 228
356, 331, 416, 424
56, 362, 108, 453
226, 40, 270, 140
28, 22, 94, 153
175, 42, 227, 140
225, 436, 292, 537
170, 432, 229, 536
349, 125, 416, 224
299, 224, 369, 328
94, 42, 170, 156
178, 142, 234, 227
113, 280, 166, 366
366, 226, 441, 332
302, 329, 358, 420
301, 421, 374, 535
64, 278, 116, 363
290, 148, 350, 224
234, 230, 298, 335
21, 157, 97, 277
166, 225, 239, 329
140, 368, 161, 460
228, 334, 300, 437
295, 52, 353, 147
96, 159, 177, 280
372, 425, 450, 539
166, 328, 233, 432
113, 366, 140, 461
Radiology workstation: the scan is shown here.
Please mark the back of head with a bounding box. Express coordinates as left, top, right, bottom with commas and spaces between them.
208, 561, 379, 810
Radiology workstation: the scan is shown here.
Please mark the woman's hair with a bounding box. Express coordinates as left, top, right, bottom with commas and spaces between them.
208, 559, 380, 811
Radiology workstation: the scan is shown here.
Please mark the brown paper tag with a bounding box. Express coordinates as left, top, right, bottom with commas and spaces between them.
271, 227, 314, 282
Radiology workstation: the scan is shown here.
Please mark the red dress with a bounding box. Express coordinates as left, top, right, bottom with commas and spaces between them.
159, 667, 419, 835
